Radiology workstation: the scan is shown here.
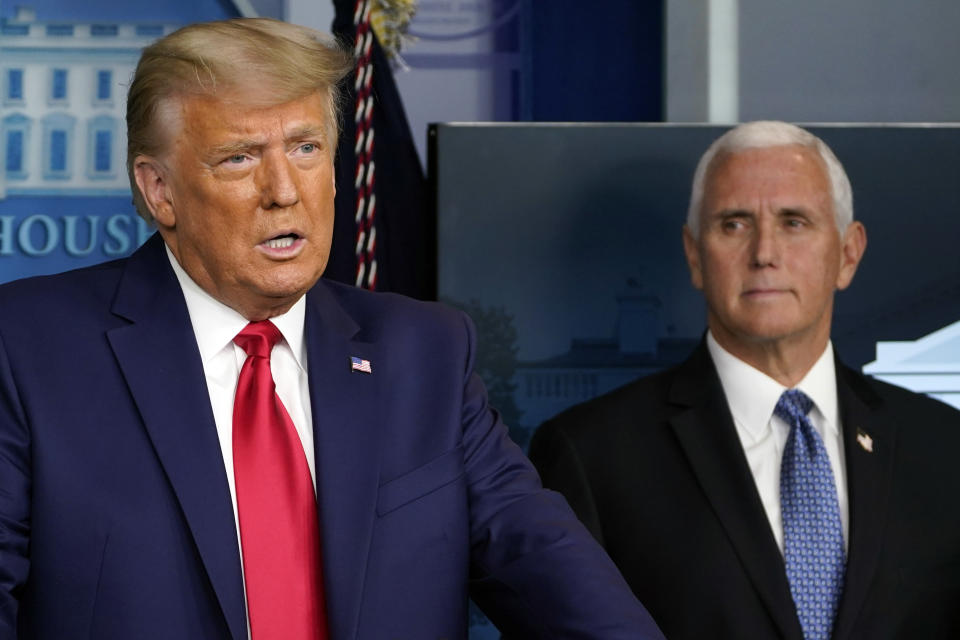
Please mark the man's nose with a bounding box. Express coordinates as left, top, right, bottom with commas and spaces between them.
750, 217, 779, 267
258, 152, 299, 209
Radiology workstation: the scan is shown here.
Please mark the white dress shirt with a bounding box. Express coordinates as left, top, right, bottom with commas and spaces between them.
706, 331, 849, 553
165, 247, 316, 544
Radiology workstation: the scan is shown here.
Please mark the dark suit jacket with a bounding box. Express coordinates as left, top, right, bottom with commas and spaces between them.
0, 234, 662, 640
530, 340, 960, 639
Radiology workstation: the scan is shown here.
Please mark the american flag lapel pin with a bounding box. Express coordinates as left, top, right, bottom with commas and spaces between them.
350, 356, 372, 374
856, 428, 874, 453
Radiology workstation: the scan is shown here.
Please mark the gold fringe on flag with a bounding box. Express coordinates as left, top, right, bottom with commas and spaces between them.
370, 0, 418, 68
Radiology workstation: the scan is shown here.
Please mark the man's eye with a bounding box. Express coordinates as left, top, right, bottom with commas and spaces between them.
722, 219, 744, 231
226, 154, 247, 164
299, 143, 317, 154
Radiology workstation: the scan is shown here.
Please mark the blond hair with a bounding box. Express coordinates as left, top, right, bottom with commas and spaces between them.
126, 18, 354, 220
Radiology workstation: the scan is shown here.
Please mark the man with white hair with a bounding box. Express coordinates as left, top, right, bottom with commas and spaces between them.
531, 121, 960, 640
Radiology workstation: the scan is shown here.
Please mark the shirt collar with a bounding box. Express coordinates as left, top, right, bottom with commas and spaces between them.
706, 331, 839, 442
165, 244, 307, 370
795, 341, 839, 436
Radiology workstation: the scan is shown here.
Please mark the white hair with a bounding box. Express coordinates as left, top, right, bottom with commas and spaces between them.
686, 121, 853, 238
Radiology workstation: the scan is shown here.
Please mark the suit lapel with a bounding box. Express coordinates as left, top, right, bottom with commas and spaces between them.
107, 235, 248, 640
668, 342, 803, 640
304, 282, 383, 640
831, 364, 896, 640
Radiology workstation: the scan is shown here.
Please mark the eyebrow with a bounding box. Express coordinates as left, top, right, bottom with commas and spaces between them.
711, 206, 814, 218
711, 208, 753, 220
208, 125, 327, 157
285, 124, 326, 143
777, 207, 812, 217
209, 139, 261, 157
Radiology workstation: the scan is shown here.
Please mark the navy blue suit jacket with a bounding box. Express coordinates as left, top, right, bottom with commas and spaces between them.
0, 234, 662, 639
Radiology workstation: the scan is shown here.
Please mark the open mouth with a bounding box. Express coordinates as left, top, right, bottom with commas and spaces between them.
264, 233, 300, 249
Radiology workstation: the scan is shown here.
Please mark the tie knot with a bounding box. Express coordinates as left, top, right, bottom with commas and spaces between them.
234, 321, 283, 359
775, 388, 814, 424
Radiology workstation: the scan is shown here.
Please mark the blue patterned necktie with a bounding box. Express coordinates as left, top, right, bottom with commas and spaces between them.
777, 389, 846, 640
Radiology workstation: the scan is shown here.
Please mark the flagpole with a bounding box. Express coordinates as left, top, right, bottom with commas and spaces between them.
231, 0, 259, 18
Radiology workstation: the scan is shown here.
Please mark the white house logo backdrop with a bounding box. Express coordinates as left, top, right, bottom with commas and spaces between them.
0, 0, 240, 283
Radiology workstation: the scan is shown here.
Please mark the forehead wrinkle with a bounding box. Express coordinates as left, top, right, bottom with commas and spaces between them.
707, 148, 830, 204
169, 92, 333, 167
212, 119, 326, 144
200, 121, 326, 156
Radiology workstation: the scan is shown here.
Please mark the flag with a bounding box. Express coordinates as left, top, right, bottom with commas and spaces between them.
350, 356, 373, 373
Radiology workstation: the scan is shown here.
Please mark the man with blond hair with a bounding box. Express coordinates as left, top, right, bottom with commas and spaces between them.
531, 121, 960, 640
0, 18, 662, 640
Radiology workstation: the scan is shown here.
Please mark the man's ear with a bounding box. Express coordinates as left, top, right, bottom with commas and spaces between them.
836, 221, 867, 291
133, 155, 175, 228
682, 225, 704, 290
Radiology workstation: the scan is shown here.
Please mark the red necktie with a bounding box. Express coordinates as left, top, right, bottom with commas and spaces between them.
232, 321, 328, 640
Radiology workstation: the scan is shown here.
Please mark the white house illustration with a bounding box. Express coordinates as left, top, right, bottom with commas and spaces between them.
1, 6, 178, 199
863, 320, 960, 410
514, 285, 697, 429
